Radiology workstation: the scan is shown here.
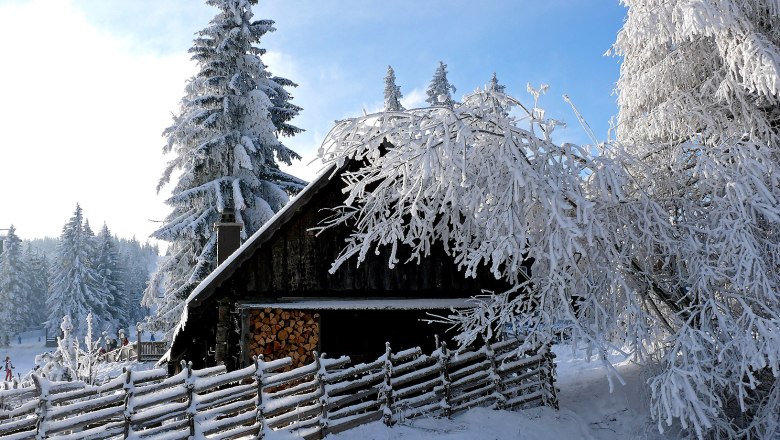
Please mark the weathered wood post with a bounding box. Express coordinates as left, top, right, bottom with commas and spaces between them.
380, 342, 394, 426
314, 351, 329, 436
435, 336, 452, 418
32, 374, 50, 440
183, 361, 196, 438
136, 323, 142, 362
253, 355, 266, 440
539, 345, 559, 409
122, 368, 134, 438
486, 341, 506, 410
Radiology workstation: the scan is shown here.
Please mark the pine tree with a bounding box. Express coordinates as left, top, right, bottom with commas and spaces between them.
23, 243, 48, 330
118, 237, 157, 327
383, 65, 404, 111
0, 226, 30, 345
486, 72, 505, 94
425, 61, 456, 107
47, 205, 113, 336
96, 224, 127, 329
144, 0, 304, 338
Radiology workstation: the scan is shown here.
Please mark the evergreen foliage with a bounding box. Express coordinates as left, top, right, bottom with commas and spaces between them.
425, 61, 456, 107
383, 65, 404, 111
117, 237, 158, 327
0, 226, 30, 345
23, 244, 48, 330
47, 205, 113, 336
144, 0, 304, 339
487, 72, 505, 94
96, 224, 127, 329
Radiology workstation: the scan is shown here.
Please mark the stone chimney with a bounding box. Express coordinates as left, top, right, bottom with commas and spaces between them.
214, 208, 243, 265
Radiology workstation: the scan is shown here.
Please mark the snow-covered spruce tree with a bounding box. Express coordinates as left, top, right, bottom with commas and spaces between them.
425, 61, 456, 107
96, 224, 127, 330
612, 1, 780, 438
487, 72, 505, 94
23, 244, 48, 330
83, 220, 121, 332
47, 205, 114, 337
383, 65, 404, 111
0, 226, 30, 345
118, 237, 157, 326
144, 0, 304, 339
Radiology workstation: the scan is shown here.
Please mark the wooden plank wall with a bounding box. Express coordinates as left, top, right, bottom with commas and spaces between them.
225, 176, 511, 299
0, 338, 556, 440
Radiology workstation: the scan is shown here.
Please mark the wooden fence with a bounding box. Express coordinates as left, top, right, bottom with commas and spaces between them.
136, 341, 167, 362
0, 337, 556, 439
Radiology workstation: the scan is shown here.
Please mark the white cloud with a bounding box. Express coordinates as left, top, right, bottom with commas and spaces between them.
401, 88, 426, 109
0, 0, 194, 244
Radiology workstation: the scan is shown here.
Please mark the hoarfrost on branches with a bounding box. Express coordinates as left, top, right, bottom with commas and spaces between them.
613, 0, 780, 437
319, 37, 780, 436
33, 314, 105, 384
316, 84, 650, 359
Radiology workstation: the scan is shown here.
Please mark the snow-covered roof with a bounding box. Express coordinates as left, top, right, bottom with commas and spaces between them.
237, 298, 475, 310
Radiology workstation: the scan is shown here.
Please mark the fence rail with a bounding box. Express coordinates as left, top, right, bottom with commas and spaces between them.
0, 337, 556, 439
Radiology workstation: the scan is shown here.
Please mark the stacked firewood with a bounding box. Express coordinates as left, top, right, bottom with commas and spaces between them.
247, 308, 319, 368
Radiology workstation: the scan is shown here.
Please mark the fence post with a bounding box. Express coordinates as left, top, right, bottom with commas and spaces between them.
32, 374, 50, 440
183, 361, 196, 438
136, 323, 142, 362
539, 345, 559, 409
253, 355, 266, 440
436, 337, 452, 418
486, 342, 506, 410
379, 342, 394, 426
314, 352, 329, 436
122, 368, 134, 438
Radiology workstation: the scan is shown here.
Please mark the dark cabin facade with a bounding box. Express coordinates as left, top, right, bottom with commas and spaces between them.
167, 161, 512, 372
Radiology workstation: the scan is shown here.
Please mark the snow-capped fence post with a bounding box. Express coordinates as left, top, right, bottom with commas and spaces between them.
315, 351, 329, 433
485, 342, 505, 410
183, 361, 196, 438
539, 347, 558, 409
253, 355, 266, 439
32, 374, 50, 440
379, 342, 394, 426
435, 336, 452, 417
121, 368, 134, 438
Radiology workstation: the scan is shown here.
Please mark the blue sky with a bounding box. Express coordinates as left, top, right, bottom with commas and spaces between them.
0, 0, 626, 244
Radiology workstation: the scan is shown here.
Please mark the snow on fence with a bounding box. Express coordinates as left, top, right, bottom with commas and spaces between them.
0, 337, 556, 439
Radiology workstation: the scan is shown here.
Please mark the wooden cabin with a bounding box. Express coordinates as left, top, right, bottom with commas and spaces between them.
165, 159, 514, 372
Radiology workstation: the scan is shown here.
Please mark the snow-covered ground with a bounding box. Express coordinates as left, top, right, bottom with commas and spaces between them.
1, 329, 48, 383
2, 335, 680, 439
1, 328, 154, 385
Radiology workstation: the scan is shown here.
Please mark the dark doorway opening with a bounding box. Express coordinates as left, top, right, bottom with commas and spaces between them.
319, 309, 457, 363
